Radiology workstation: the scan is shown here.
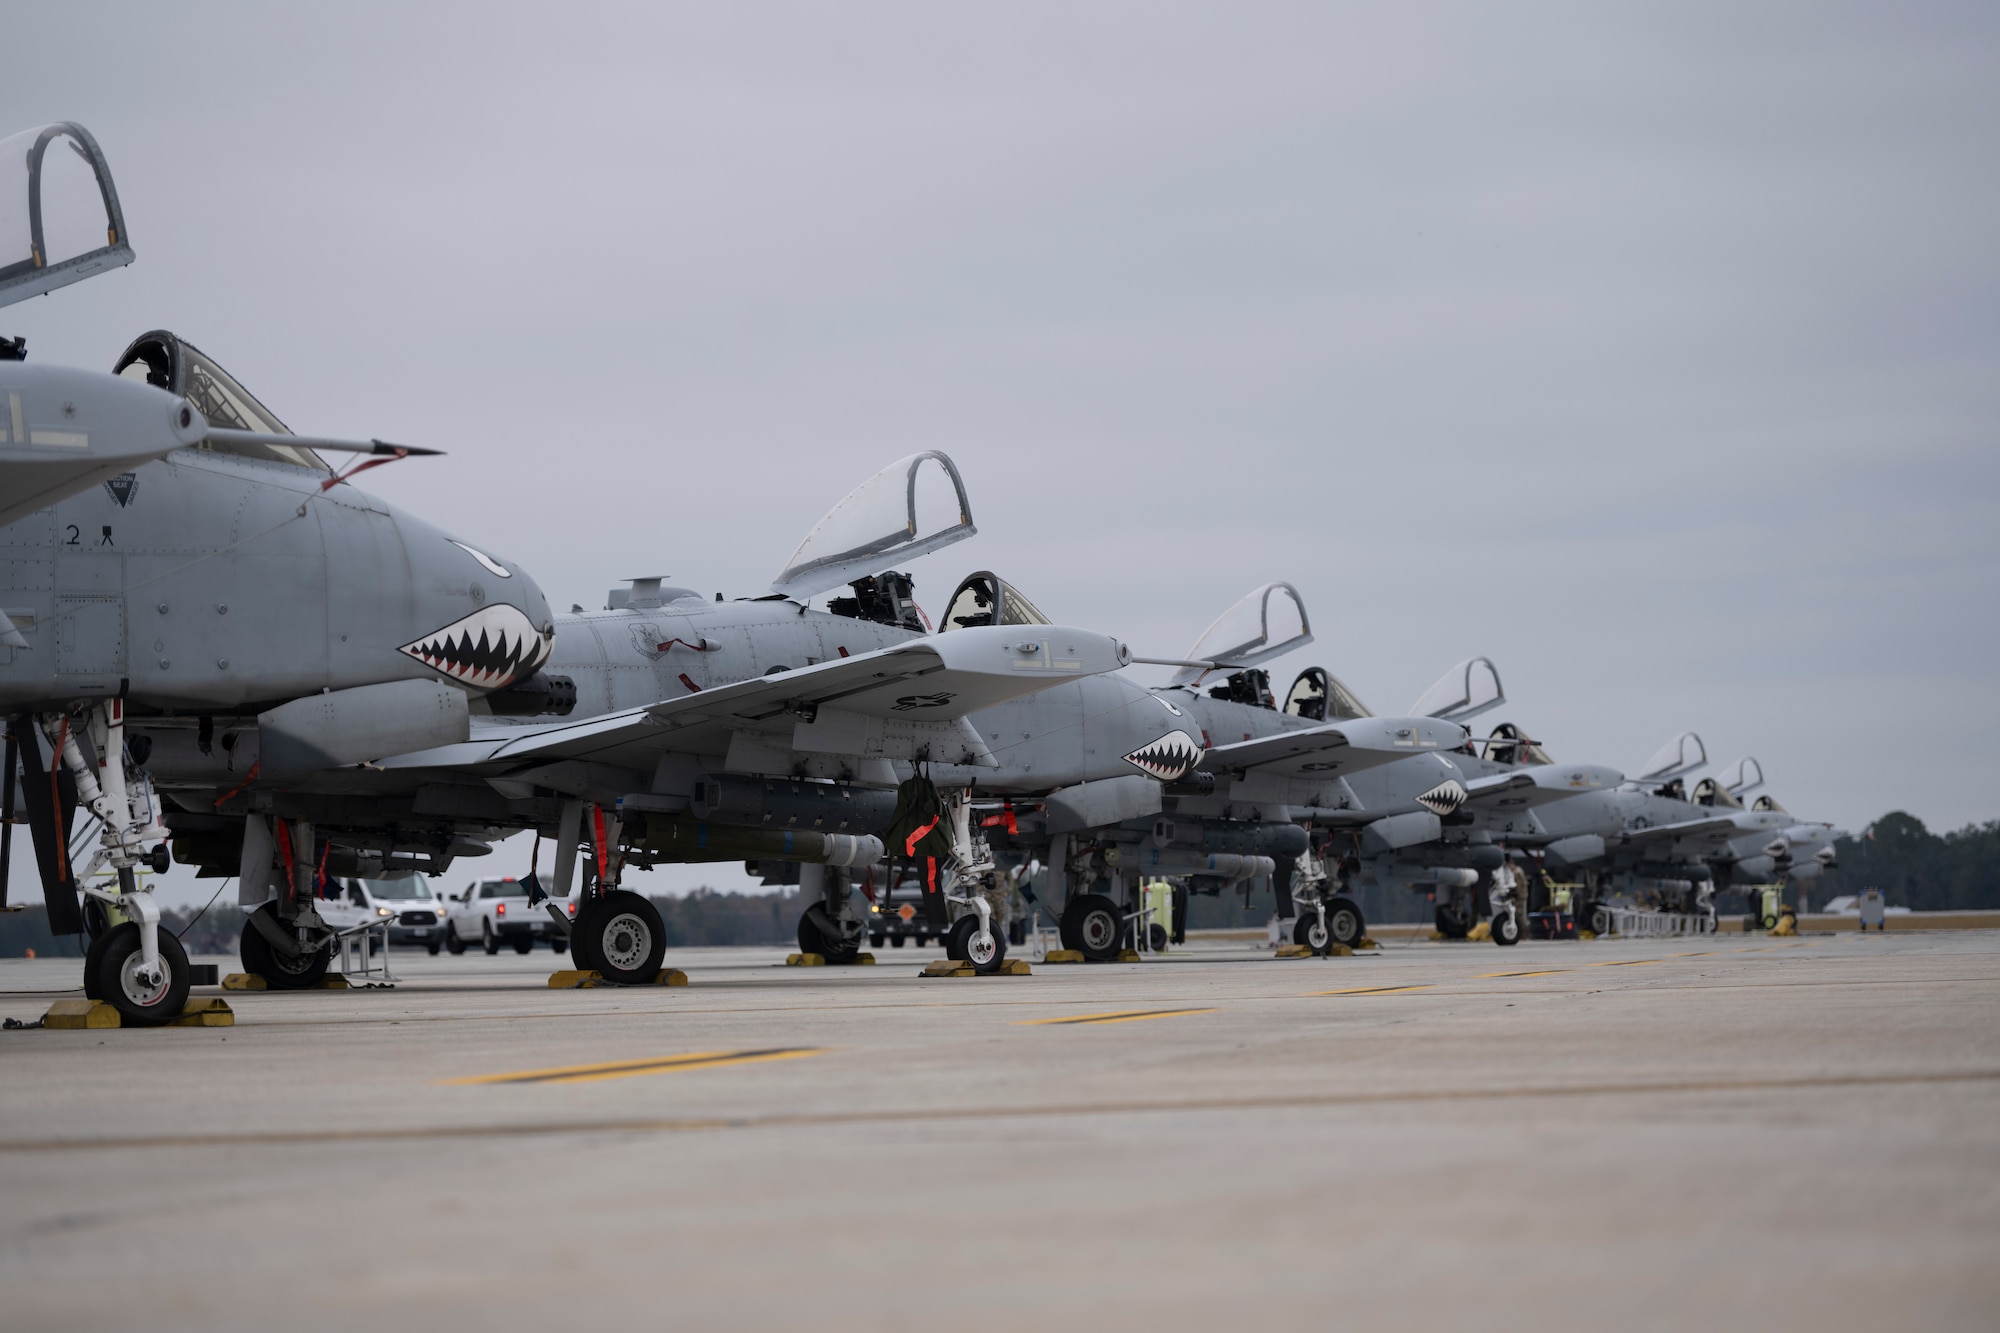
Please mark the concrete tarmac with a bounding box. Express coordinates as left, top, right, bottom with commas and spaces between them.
2, 930, 1996, 1331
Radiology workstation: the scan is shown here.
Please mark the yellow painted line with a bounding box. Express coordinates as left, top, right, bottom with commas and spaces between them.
445, 1047, 822, 1086
1475, 969, 1569, 979
1016, 1008, 1217, 1027
1593, 951, 1716, 968
1309, 984, 1437, 996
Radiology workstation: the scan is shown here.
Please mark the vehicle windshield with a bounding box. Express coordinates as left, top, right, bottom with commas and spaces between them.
113, 331, 331, 472
1170, 583, 1312, 686
771, 451, 975, 600
939, 571, 1053, 632
362, 878, 432, 900
0, 122, 133, 309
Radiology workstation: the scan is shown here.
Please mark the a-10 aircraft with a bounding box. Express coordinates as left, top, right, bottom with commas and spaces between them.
1, 122, 562, 1021
0, 122, 1145, 1015
2, 119, 1846, 1024
965, 583, 1487, 957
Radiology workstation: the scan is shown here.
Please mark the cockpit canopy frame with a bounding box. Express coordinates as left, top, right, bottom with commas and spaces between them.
0, 122, 134, 309
112, 330, 330, 472
1169, 582, 1313, 687
771, 450, 976, 601
1636, 731, 1707, 783
1409, 656, 1505, 723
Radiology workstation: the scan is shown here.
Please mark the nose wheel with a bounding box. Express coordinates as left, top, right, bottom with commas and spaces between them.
945, 914, 1008, 973
94, 923, 191, 1025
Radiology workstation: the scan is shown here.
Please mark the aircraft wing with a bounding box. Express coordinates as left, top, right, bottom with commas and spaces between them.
1200, 716, 1464, 781
381, 624, 1127, 776
1612, 813, 1747, 846
1463, 763, 1623, 812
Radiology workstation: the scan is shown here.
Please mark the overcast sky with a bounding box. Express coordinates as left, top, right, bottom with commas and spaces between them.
7, 3, 1996, 906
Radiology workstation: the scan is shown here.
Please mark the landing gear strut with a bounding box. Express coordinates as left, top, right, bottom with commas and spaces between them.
1289, 847, 1365, 953
39, 703, 182, 1023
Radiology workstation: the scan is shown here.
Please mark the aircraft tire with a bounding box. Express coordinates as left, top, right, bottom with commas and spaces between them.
240, 904, 332, 989
445, 923, 466, 955
946, 915, 1007, 973
95, 923, 191, 1026
1293, 913, 1329, 952
481, 921, 500, 955
569, 902, 605, 972
1063, 894, 1123, 962
512, 936, 534, 955
577, 890, 666, 984
1434, 905, 1471, 940
82, 923, 116, 1001
1325, 896, 1366, 949
1491, 910, 1521, 946
1587, 903, 1613, 937
798, 905, 859, 964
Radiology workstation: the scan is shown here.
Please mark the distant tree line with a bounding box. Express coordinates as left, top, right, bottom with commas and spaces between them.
1816, 812, 2000, 912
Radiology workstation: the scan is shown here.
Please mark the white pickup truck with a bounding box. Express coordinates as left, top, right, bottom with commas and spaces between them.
443, 877, 574, 955
317, 877, 450, 953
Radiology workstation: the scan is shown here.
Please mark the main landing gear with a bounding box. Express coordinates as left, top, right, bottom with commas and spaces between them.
1294, 895, 1365, 953
570, 889, 666, 985
1059, 892, 1123, 962
239, 902, 334, 989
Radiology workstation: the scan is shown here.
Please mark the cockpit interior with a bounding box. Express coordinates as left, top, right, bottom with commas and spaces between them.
1482, 721, 1552, 766
1691, 777, 1744, 809
1281, 666, 1372, 721
828, 571, 927, 632
112, 330, 330, 472
937, 571, 1053, 633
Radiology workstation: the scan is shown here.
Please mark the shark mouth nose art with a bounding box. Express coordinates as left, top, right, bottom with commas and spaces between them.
1415, 780, 1468, 817
1123, 730, 1203, 781
399, 605, 551, 689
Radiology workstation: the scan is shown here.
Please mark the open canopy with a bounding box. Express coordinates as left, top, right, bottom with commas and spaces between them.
1408, 656, 1504, 722
1169, 582, 1312, 686
1718, 756, 1765, 795
0, 122, 133, 309
771, 451, 976, 601
1637, 731, 1707, 782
